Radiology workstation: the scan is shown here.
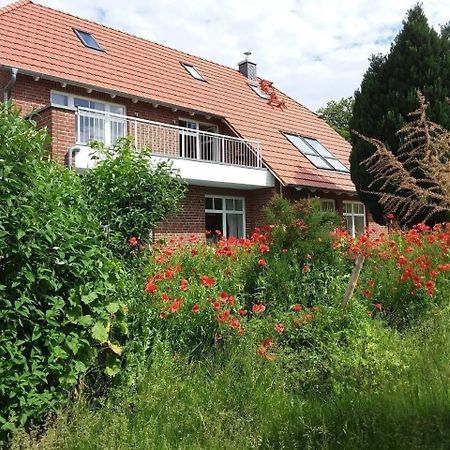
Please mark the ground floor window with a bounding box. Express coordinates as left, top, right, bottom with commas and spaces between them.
343, 201, 366, 237
205, 195, 245, 239
319, 198, 336, 212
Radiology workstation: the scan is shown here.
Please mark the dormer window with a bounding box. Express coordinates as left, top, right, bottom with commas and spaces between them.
283, 132, 350, 173
74, 29, 103, 51
181, 62, 206, 81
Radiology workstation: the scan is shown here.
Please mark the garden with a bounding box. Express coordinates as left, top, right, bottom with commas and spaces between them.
1, 104, 450, 449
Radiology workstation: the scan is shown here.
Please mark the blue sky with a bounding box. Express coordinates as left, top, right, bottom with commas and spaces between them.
1, 0, 448, 110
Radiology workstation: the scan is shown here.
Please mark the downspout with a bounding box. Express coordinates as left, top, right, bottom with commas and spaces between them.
2, 67, 18, 103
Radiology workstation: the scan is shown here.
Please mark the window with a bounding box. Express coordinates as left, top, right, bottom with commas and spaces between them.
181, 62, 206, 81
343, 201, 366, 237
205, 196, 245, 239
179, 119, 219, 161
74, 29, 103, 51
319, 199, 336, 212
51, 91, 126, 147
249, 84, 268, 99
283, 133, 349, 173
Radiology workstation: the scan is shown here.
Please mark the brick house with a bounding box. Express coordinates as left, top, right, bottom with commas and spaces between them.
0, 0, 372, 240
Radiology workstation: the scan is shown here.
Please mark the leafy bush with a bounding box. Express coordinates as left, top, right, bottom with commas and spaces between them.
0, 107, 127, 437
246, 196, 348, 310
82, 138, 186, 256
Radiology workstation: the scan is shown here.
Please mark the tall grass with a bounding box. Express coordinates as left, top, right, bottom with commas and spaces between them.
12, 311, 450, 450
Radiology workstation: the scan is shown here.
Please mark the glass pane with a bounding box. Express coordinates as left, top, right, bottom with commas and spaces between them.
320, 200, 335, 212
205, 213, 223, 240
226, 199, 234, 210
205, 197, 214, 210
305, 154, 332, 169
345, 216, 353, 236
235, 199, 243, 211
214, 198, 223, 210
356, 203, 365, 215
89, 101, 105, 111
285, 134, 317, 155
354, 216, 365, 236
343, 203, 352, 214
305, 138, 334, 158
226, 213, 244, 238
326, 158, 349, 172
74, 98, 89, 109
51, 92, 68, 106
111, 119, 125, 145
109, 105, 124, 115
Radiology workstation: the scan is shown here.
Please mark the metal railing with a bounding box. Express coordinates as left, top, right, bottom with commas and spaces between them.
75, 107, 262, 169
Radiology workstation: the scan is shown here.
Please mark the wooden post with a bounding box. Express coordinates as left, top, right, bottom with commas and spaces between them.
342, 253, 365, 308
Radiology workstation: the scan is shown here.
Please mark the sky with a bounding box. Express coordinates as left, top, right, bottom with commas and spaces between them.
1, 0, 449, 111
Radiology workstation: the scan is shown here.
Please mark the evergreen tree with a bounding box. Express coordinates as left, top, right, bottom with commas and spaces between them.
350, 5, 450, 224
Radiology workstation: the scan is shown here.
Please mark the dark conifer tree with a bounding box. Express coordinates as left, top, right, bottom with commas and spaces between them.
350, 5, 450, 224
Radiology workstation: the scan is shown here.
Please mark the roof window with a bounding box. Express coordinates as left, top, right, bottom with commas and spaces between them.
74, 29, 103, 51
181, 62, 206, 81
249, 84, 268, 99
283, 133, 349, 173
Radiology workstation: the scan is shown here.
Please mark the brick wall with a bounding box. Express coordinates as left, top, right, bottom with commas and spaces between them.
154, 185, 279, 241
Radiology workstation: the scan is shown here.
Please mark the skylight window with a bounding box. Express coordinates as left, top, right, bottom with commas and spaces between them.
249, 84, 268, 99
74, 29, 103, 51
283, 133, 350, 173
181, 62, 206, 81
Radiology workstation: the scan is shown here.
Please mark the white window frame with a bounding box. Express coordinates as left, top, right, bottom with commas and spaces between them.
205, 195, 246, 238
342, 201, 366, 237
181, 62, 206, 81
319, 198, 336, 212
50, 90, 126, 147
179, 118, 219, 160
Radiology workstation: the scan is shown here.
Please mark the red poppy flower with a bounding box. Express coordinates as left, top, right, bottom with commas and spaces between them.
219, 291, 229, 302
229, 318, 241, 330
386, 213, 394, 220
291, 304, 302, 311
159, 312, 166, 319
215, 229, 222, 236
192, 304, 200, 314
191, 248, 199, 256
302, 265, 310, 273
252, 303, 266, 314
238, 308, 247, 316
217, 309, 231, 322
167, 298, 183, 313
145, 279, 157, 293
374, 303, 383, 312
227, 295, 235, 306
363, 289, 373, 298
211, 301, 221, 310
258, 258, 267, 267
259, 244, 270, 253
275, 323, 285, 334
128, 236, 138, 246
200, 275, 215, 287
180, 278, 189, 292
262, 337, 273, 347
160, 293, 170, 302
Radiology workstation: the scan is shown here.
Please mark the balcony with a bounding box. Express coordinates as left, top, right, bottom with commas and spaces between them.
73, 107, 274, 189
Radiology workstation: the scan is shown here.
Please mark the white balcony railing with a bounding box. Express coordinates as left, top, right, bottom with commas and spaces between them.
75, 107, 262, 169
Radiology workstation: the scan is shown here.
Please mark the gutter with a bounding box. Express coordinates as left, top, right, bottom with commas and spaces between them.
2, 67, 18, 103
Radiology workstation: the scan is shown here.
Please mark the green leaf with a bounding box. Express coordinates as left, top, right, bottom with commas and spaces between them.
91, 321, 109, 344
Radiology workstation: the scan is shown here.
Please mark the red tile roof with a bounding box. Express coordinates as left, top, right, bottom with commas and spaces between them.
0, 0, 356, 192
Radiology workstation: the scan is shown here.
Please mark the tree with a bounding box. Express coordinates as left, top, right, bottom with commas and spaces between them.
350, 5, 450, 224
317, 96, 354, 141
82, 138, 187, 255
358, 93, 450, 226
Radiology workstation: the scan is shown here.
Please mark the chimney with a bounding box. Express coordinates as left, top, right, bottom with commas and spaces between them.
238, 51, 257, 81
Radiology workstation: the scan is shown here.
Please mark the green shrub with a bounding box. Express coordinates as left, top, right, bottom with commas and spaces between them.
0, 107, 127, 437
82, 138, 187, 256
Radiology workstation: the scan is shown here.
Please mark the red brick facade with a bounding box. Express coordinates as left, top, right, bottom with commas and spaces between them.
2, 71, 380, 240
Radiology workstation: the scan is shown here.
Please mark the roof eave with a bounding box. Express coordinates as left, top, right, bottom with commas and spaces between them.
2, 64, 225, 120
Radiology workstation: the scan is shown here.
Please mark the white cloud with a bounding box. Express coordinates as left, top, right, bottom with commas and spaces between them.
1, 0, 449, 110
